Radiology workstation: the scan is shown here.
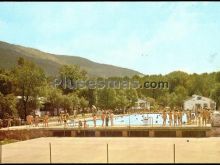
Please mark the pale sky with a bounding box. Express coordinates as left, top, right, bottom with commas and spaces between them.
0, 2, 219, 75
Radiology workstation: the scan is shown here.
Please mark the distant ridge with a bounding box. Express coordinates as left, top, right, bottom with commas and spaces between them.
0, 41, 143, 77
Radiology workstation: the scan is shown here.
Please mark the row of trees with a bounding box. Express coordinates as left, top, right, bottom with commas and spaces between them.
0, 57, 219, 120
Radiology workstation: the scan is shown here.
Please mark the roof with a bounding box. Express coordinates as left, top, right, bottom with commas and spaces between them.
135, 99, 147, 103
16, 96, 46, 103
184, 94, 215, 103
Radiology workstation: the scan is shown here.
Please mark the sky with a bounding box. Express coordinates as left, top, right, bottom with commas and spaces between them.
0, 2, 219, 75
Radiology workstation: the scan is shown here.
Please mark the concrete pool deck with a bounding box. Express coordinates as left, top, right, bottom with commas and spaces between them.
1, 137, 220, 163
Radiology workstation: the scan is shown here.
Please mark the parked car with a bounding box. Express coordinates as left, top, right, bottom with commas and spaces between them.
211, 111, 220, 127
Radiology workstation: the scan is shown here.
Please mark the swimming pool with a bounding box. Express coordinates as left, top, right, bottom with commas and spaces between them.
85, 113, 188, 127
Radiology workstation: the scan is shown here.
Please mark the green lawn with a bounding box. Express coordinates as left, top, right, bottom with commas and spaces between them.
0, 139, 20, 145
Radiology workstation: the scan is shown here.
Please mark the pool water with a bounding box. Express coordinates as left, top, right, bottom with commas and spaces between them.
85, 113, 188, 127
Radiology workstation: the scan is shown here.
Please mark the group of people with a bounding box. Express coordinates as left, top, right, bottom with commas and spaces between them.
100, 110, 114, 127
162, 108, 184, 127
58, 111, 70, 127
161, 107, 212, 127
26, 113, 49, 127
196, 107, 212, 126
76, 110, 115, 128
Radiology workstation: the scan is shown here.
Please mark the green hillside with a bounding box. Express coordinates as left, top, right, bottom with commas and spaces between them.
0, 41, 143, 77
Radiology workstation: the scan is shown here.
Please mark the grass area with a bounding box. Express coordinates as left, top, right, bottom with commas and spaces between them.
0, 139, 20, 145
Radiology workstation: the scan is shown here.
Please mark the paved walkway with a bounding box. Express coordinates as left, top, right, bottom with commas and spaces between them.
1, 137, 220, 163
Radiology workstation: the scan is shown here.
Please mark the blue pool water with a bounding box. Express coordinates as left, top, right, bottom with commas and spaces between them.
85, 113, 188, 127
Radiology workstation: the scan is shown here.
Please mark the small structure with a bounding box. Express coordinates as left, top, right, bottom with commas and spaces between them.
132, 99, 150, 110
183, 94, 216, 111
16, 96, 46, 117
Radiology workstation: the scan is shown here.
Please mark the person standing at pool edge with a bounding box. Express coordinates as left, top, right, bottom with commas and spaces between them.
162, 109, 167, 126
177, 110, 182, 126
101, 111, 105, 127
44, 112, 49, 127
168, 110, 173, 126
174, 109, 178, 127
106, 112, 109, 127
110, 111, 114, 126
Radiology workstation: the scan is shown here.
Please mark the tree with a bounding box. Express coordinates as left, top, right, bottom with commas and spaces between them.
0, 69, 13, 95
173, 86, 188, 107
215, 72, 220, 83
167, 71, 189, 93
115, 90, 129, 113
79, 97, 89, 112
68, 93, 80, 114
97, 88, 117, 109
59, 64, 87, 94
86, 88, 97, 108
211, 83, 220, 109
125, 89, 138, 108
61, 95, 73, 114
13, 57, 47, 120
46, 87, 63, 115
0, 93, 18, 119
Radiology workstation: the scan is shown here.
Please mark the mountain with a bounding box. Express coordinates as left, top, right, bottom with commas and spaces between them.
0, 41, 143, 77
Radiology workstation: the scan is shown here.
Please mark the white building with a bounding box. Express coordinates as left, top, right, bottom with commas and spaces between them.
16, 96, 46, 116
132, 99, 150, 110
183, 94, 216, 111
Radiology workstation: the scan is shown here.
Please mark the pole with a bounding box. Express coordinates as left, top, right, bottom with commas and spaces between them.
173, 143, 175, 164
49, 143, 52, 164
107, 143, 108, 163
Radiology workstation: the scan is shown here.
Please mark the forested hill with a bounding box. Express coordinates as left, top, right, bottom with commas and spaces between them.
0, 41, 143, 77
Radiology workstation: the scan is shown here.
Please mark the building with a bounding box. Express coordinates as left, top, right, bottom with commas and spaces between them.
132, 99, 150, 110
183, 94, 216, 111
16, 96, 46, 117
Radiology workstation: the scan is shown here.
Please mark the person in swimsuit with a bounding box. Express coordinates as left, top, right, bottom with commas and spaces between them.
168, 110, 173, 126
